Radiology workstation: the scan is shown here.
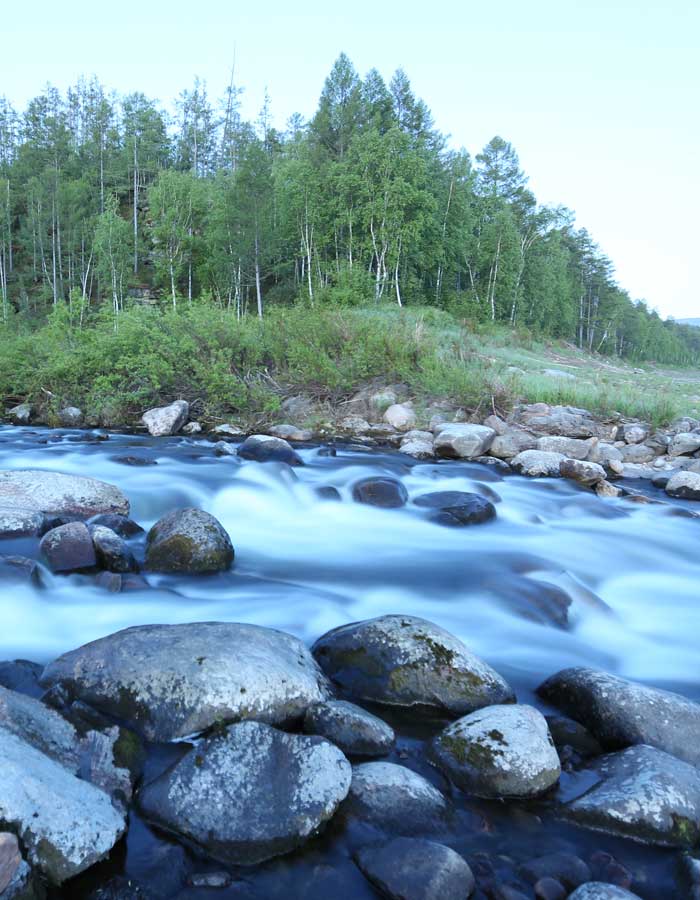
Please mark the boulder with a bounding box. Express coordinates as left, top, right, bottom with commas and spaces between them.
537, 436, 596, 460
58, 406, 83, 427
568, 886, 641, 900
88, 513, 144, 538
666, 471, 700, 500
213, 440, 237, 456
139, 721, 351, 866
518, 852, 592, 891
0, 727, 125, 884
560, 459, 607, 487
39, 522, 97, 572
429, 704, 560, 799
352, 477, 408, 509
383, 403, 416, 432
369, 389, 398, 416
89, 525, 138, 573
0, 556, 43, 587
182, 421, 202, 435
414, 491, 496, 526
588, 443, 624, 466
561, 745, 700, 847
0, 470, 129, 517
41, 622, 332, 742
483, 414, 509, 435
488, 429, 538, 460
303, 700, 395, 757
312, 614, 514, 717
0, 660, 43, 698
6, 404, 32, 425
211, 423, 245, 438
434, 424, 495, 459
537, 667, 700, 766
237, 434, 303, 465
595, 480, 623, 499
621, 423, 649, 444
268, 424, 313, 441
0, 508, 44, 538
514, 405, 598, 439
145, 508, 233, 574
343, 761, 449, 833
400, 438, 434, 459
511, 450, 565, 477
141, 400, 189, 437
355, 837, 474, 900
619, 443, 656, 464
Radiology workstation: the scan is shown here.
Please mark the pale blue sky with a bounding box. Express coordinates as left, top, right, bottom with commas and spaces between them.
3, 0, 698, 317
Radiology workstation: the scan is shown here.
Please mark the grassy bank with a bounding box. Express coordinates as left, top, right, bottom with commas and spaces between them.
0, 303, 693, 428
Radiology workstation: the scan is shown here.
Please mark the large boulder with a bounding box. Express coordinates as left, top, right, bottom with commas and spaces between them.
355, 838, 474, 900
621, 423, 650, 445
312, 615, 514, 717
139, 721, 351, 866
511, 450, 565, 477
0, 470, 129, 517
620, 443, 656, 464
429, 704, 560, 799
145, 507, 233, 574
303, 700, 395, 757
0, 727, 126, 884
352, 477, 408, 509
561, 744, 700, 847
666, 470, 700, 500
669, 432, 700, 457
488, 429, 538, 460
0, 508, 44, 539
39, 522, 97, 573
413, 491, 496, 527
40, 622, 332, 742
538, 667, 700, 766
537, 436, 596, 460
434, 424, 495, 460
141, 400, 189, 437
237, 434, 303, 465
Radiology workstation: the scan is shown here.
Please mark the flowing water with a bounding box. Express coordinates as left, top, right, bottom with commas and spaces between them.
1, 425, 698, 898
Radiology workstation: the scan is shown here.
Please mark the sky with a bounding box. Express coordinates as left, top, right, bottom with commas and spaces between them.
2, 0, 698, 319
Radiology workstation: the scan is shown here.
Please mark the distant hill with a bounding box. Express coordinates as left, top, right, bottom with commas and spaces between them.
677, 318, 700, 327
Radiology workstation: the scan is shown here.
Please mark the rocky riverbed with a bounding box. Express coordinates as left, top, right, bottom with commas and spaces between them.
0, 419, 699, 899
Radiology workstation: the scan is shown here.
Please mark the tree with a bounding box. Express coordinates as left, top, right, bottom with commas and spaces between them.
93, 193, 131, 319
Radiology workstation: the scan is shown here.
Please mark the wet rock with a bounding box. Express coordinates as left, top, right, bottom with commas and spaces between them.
141, 400, 189, 437
139, 721, 351, 866
475, 455, 512, 474
0, 832, 21, 895
518, 852, 592, 890
111, 455, 158, 467
562, 744, 700, 847
0, 727, 126, 884
58, 406, 83, 427
39, 521, 97, 572
489, 429, 538, 460
0, 556, 44, 588
434, 424, 496, 459
0, 470, 129, 517
213, 440, 237, 456
666, 470, 700, 500
511, 450, 565, 477
352, 477, 408, 508
567, 885, 641, 899
0, 508, 44, 538
41, 621, 332, 742
304, 700, 395, 757
545, 716, 603, 760
315, 485, 341, 501
181, 421, 202, 435
343, 761, 449, 833
536, 436, 596, 460
538, 667, 700, 766
669, 432, 700, 457
429, 704, 560, 799
0, 660, 43, 698
268, 423, 313, 441
145, 507, 233, 574
383, 403, 416, 432
90, 525, 138, 573
312, 614, 514, 717
414, 491, 496, 526
595, 480, 623, 499
560, 459, 607, 487
88, 514, 144, 538
619, 443, 655, 464
355, 837, 474, 900
678, 853, 700, 900
237, 433, 303, 465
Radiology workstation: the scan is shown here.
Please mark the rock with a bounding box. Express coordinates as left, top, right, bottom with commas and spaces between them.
145, 508, 233, 574
139, 721, 351, 866
237, 434, 303, 465
567, 886, 641, 900
343, 762, 449, 833
57, 406, 83, 428
337, 415, 371, 436
383, 403, 416, 432
400, 438, 434, 459
111, 455, 157, 468
0, 556, 43, 587
562, 745, 700, 847
621, 423, 650, 444
401, 429, 433, 444
489, 429, 538, 460
518, 852, 591, 890
434, 424, 495, 459
354, 837, 474, 900
88, 514, 144, 538
621, 463, 655, 480
268, 423, 313, 441
141, 400, 189, 437
39, 522, 97, 572
414, 491, 496, 526
429, 413, 448, 432
0, 727, 125, 884
546, 716, 603, 760
514, 405, 599, 439
312, 614, 514, 717
352, 477, 408, 508
213, 440, 237, 456
0, 470, 129, 517
595, 480, 623, 499
429, 704, 560, 799
0, 508, 44, 538
369, 389, 398, 416
211, 423, 245, 438
619, 443, 656, 464
483, 414, 509, 434
511, 450, 565, 477
666, 470, 700, 500
534, 877, 567, 900
6, 404, 31, 425
0, 660, 43, 698
303, 700, 395, 757
182, 421, 202, 435
0, 833, 21, 895
89, 525, 138, 573
281, 395, 318, 421
537, 666, 700, 766
560, 459, 607, 487
588, 443, 624, 465
537, 436, 596, 460
41, 622, 332, 742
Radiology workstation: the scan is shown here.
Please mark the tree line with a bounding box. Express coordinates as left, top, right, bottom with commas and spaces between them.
0, 54, 697, 365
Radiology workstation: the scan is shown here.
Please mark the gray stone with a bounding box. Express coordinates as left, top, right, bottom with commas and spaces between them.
237, 434, 303, 465
429, 704, 560, 799
280, 395, 318, 421
489, 429, 538, 460
268, 423, 313, 441
139, 721, 351, 866
39, 522, 96, 572
312, 614, 514, 717
141, 400, 189, 437
537, 436, 596, 460
58, 406, 83, 427
303, 700, 395, 757
0, 833, 21, 895
90, 525, 138, 573
369, 389, 398, 416
343, 762, 449, 833
483, 414, 509, 434
666, 470, 700, 500
0, 470, 129, 517
400, 438, 434, 459
0, 727, 125, 884
383, 403, 416, 432
434, 424, 495, 459
213, 440, 237, 456
568, 886, 641, 900
211, 423, 245, 437
560, 459, 607, 487
562, 745, 700, 847
621, 463, 655, 480
355, 837, 474, 900
0, 508, 44, 538
182, 421, 202, 435
619, 443, 656, 463
414, 491, 496, 527
596, 480, 623, 499
511, 450, 565, 477
588, 443, 624, 465
145, 507, 233, 574
537, 666, 700, 766
352, 477, 408, 508
88, 514, 144, 539
41, 622, 332, 742
621, 423, 649, 444
6, 404, 31, 425
518, 852, 591, 890
337, 415, 371, 436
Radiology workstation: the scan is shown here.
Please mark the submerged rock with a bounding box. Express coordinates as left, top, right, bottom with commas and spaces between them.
434, 424, 495, 459
352, 477, 408, 508
39, 521, 97, 572
40, 621, 332, 742
414, 491, 496, 526
303, 700, 395, 757
429, 704, 560, 799
0, 470, 129, 517
141, 400, 189, 437
145, 507, 234, 574
139, 721, 351, 866
237, 434, 303, 465
312, 614, 514, 717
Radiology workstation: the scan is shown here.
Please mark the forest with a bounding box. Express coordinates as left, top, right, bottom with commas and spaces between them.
0, 52, 698, 366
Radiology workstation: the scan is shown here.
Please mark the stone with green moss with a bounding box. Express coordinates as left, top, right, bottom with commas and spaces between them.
145, 507, 234, 574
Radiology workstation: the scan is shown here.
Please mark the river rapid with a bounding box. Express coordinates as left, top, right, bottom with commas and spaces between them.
1, 425, 698, 898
